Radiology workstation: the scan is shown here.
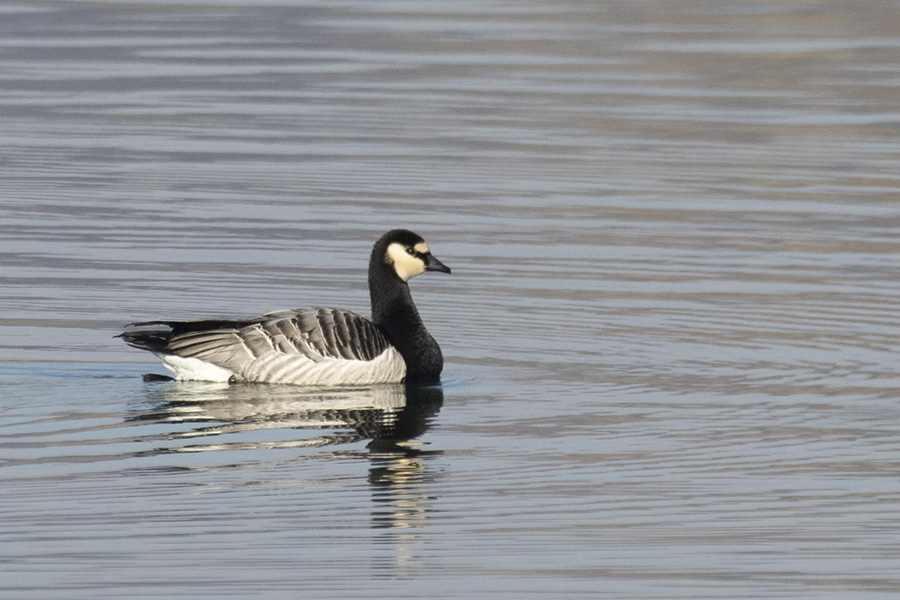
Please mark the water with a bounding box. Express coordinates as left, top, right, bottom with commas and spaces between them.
2, 0, 900, 597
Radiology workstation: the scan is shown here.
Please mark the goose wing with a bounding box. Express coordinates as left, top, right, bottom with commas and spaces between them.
121, 308, 406, 384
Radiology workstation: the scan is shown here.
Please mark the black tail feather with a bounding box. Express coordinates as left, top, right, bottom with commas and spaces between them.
117, 326, 175, 353
118, 318, 261, 354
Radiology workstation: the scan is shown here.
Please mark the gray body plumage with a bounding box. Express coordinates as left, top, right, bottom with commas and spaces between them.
122, 308, 407, 385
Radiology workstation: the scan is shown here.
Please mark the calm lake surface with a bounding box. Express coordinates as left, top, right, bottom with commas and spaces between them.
2, 1, 900, 598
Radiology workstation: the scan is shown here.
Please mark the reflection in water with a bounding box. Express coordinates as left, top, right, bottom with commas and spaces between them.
128, 381, 442, 454
364, 387, 444, 574
128, 381, 444, 538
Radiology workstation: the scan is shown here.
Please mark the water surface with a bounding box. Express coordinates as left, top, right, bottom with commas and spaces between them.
2, 1, 900, 598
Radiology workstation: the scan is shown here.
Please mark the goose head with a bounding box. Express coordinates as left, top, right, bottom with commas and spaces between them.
377, 229, 451, 282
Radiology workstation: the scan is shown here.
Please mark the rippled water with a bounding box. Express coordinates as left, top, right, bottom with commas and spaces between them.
2, 1, 900, 598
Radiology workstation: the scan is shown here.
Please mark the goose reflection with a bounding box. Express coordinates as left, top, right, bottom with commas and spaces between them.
366, 386, 442, 533
129, 382, 443, 456
129, 381, 443, 566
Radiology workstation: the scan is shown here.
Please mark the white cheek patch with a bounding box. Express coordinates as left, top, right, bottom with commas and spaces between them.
386, 242, 426, 281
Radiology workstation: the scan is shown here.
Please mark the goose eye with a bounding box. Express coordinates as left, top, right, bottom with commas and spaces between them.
406, 246, 417, 256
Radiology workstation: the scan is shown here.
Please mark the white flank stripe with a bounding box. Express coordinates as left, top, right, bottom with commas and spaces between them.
240, 347, 406, 385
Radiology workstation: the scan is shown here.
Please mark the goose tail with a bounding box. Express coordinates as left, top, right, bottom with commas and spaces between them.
117, 322, 176, 354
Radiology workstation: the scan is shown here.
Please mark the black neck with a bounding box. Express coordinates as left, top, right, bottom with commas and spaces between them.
369, 259, 443, 383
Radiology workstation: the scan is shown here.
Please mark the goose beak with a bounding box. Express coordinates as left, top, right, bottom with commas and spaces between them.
425, 253, 451, 275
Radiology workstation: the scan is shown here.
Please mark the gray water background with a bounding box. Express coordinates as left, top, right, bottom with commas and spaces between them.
2, 1, 900, 598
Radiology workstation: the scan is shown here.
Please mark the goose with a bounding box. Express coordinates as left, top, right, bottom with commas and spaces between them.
120, 229, 451, 385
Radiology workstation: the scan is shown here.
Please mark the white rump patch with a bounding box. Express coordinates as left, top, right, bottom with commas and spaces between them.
386, 242, 426, 281
160, 354, 236, 383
